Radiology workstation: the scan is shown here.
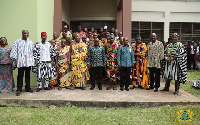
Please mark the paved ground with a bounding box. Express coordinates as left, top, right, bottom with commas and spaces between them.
1, 80, 199, 102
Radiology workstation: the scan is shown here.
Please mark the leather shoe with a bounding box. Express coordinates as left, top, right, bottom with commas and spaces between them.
120, 87, 124, 91
98, 86, 102, 90
16, 91, 20, 96
44, 87, 52, 90
125, 88, 129, 91
90, 86, 95, 90
154, 88, 158, 92
174, 91, 179, 95
26, 89, 33, 93
160, 88, 169, 91
36, 88, 42, 92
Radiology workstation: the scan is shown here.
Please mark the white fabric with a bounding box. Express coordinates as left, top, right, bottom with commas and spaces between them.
39, 42, 51, 62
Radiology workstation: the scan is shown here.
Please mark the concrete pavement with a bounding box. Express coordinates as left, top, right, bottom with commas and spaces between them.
0, 80, 200, 108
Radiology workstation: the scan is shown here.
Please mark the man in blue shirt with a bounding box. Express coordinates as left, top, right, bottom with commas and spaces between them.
117, 37, 135, 91
87, 38, 107, 90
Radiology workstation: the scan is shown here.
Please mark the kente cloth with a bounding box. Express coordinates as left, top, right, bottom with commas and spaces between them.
71, 41, 89, 87
58, 46, 72, 87
106, 42, 119, 83
132, 42, 149, 88
163, 42, 187, 84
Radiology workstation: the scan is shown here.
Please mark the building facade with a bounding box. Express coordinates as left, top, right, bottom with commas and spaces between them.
0, 0, 200, 86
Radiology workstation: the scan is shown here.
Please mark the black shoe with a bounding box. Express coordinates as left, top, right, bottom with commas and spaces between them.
120, 87, 124, 91
98, 86, 102, 90
125, 88, 129, 91
26, 88, 33, 93
90, 86, 95, 90
174, 91, 179, 95
154, 88, 158, 92
160, 88, 169, 91
16, 91, 20, 96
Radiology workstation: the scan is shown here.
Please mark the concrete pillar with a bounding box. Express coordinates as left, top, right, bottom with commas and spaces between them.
164, 21, 170, 42
117, 9, 123, 33
122, 0, 132, 41
54, 0, 62, 34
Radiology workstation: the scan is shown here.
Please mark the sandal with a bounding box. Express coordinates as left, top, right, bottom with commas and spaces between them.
82, 87, 86, 90
106, 86, 112, 90
36, 88, 42, 92
58, 86, 62, 90
70, 86, 75, 90
113, 86, 117, 90
130, 86, 135, 90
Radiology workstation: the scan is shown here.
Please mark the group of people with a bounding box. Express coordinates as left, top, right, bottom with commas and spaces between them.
0, 25, 188, 96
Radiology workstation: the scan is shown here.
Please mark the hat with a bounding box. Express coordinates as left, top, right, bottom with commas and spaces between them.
64, 25, 68, 28
41, 32, 47, 37
104, 26, 107, 29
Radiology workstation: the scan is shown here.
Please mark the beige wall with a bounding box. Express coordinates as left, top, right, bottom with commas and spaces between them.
69, 0, 117, 21
132, 0, 200, 41
62, 0, 70, 25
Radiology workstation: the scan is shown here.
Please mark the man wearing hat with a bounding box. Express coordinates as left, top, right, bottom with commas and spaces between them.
33, 32, 57, 92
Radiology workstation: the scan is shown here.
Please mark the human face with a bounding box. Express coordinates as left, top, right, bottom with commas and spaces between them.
22, 30, 29, 40
172, 35, 178, 43
135, 37, 141, 44
75, 34, 80, 42
151, 34, 157, 42
123, 37, 129, 45
78, 26, 82, 32
41, 36, 47, 42
94, 39, 99, 46
53, 33, 58, 39
62, 32, 67, 38
0, 37, 7, 45
82, 37, 86, 42
93, 33, 98, 39
100, 28, 103, 33
61, 39, 66, 47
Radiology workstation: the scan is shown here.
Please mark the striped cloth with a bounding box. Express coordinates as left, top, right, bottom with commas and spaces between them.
10, 38, 35, 67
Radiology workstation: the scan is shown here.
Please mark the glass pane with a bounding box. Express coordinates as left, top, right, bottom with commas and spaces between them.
170, 22, 180, 37
140, 30, 151, 44
93, 22, 105, 30
181, 23, 192, 30
152, 22, 163, 29
132, 22, 139, 29
170, 22, 180, 29
193, 23, 200, 30
140, 22, 151, 29
106, 22, 116, 32
70, 21, 80, 32
131, 30, 139, 43
82, 22, 92, 29
181, 29, 192, 44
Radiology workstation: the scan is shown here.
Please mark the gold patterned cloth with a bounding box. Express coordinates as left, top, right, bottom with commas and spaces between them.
58, 46, 72, 87
71, 41, 89, 87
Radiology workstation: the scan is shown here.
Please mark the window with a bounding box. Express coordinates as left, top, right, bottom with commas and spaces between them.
70, 21, 116, 33
132, 22, 164, 44
170, 22, 200, 45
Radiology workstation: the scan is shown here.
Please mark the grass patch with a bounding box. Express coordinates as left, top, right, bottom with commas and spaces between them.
176, 71, 200, 99
180, 82, 200, 99
187, 71, 200, 80
0, 106, 199, 125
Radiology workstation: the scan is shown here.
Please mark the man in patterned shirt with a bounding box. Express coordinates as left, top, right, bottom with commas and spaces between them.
147, 33, 164, 92
10, 30, 35, 96
87, 38, 107, 90
117, 37, 135, 91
